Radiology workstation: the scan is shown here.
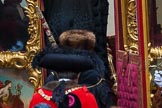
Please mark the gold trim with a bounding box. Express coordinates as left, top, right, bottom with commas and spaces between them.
142, 0, 151, 107
121, 0, 127, 47
121, 0, 145, 107
149, 46, 162, 59
114, 0, 120, 49
0, 0, 43, 89
121, 0, 139, 53
87, 78, 105, 89
38, 89, 52, 101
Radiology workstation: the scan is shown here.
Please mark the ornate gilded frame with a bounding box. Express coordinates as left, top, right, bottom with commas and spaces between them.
120, 0, 151, 107
0, 0, 43, 89
120, 0, 153, 107
121, 0, 139, 53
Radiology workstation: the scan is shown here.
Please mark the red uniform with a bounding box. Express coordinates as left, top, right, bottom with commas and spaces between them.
72, 86, 98, 108
29, 86, 98, 108
29, 88, 57, 108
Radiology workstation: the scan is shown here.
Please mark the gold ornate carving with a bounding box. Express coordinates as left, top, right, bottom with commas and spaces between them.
149, 46, 162, 61
125, 0, 139, 53
107, 46, 117, 94
0, 0, 43, 89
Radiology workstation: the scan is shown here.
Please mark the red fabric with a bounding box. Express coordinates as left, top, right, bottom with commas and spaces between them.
72, 86, 98, 108
137, 0, 147, 107
29, 86, 98, 108
29, 88, 58, 108
117, 52, 141, 108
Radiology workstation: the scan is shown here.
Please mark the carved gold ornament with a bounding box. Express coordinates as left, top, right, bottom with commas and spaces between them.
127, 0, 138, 53
0, 0, 43, 89
121, 0, 138, 53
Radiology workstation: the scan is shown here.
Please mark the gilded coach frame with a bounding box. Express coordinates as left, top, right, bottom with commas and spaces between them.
0, 0, 43, 89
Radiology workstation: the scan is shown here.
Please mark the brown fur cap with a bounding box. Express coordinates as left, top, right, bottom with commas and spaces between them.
59, 29, 96, 51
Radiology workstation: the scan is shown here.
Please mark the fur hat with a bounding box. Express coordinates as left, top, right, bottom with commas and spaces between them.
32, 30, 98, 73
59, 29, 96, 51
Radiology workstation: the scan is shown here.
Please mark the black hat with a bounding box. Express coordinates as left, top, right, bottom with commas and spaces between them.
32, 48, 94, 73
43, 53, 93, 72
32, 28, 106, 75
32, 30, 97, 72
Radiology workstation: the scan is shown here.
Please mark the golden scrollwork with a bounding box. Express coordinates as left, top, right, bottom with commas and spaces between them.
0, 0, 43, 89
125, 0, 139, 53
149, 45, 162, 61
107, 44, 117, 94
